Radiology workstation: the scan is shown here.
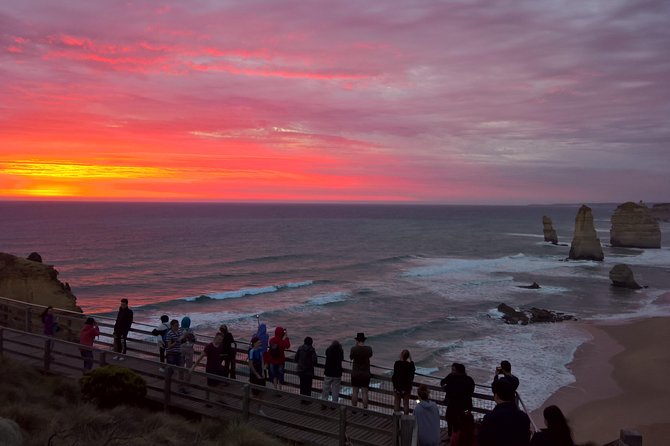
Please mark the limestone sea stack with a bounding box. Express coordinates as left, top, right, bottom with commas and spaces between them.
569, 205, 604, 261
542, 216, 558, 244
610, 202, 661, 248
609, 264, 642, 290
0, 252, 81, 312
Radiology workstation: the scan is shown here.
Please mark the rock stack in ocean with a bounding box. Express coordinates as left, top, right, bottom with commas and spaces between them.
0, 252, 81, 312
542, 216, 558, 244
610, 202, 661, 248
650, 203, 670, 222
569, 205, 604, 261
609, 264, 642, 290
497, 303, 574, 325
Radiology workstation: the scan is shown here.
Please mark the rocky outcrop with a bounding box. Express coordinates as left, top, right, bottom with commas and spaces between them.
650, 203, 670, 222
610, 202, 661, 248
569, 205, 604, 261
542, 216, 558, 244
0, 252, 81, 312
517, 282, 541, 289
497, 303, 574, 325
609, 264, 642, 290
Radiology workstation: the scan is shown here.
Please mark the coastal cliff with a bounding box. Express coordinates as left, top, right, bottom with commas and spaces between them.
610, 202, 661, 248
569, 205, 604, 261
0, 252, 81, 312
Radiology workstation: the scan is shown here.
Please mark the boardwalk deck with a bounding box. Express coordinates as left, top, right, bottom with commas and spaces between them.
0, 296, 530, 444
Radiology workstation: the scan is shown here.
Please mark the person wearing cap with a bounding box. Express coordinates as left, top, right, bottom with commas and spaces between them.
113, 298, 133, 360
350, 332, 373, 410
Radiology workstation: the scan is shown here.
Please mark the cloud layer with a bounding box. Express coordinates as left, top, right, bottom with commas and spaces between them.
1, 0, 668, 203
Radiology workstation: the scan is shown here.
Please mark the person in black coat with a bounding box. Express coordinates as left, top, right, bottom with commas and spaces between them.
322, 340, 344, 404
113, 298, 133, 358
294, 336, 318, 400
479, 379, 531, 446
440, 362, 475, 436
392, 349, 416, 414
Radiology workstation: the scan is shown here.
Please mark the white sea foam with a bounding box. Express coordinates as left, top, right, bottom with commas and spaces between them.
307, 292, 349, 306
183, 280, 315, 301
505, 233, 545, 239
416, 322, 591, 411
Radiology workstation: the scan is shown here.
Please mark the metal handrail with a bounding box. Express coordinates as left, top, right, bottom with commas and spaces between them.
0, 295, 529, 421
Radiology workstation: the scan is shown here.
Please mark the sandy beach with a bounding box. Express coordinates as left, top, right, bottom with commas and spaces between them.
533, 306, 670, 445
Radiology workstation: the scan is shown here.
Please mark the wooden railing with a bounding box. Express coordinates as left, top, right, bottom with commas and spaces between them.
0, 296, 502, 420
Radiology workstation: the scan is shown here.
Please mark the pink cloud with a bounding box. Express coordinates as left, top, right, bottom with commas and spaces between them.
0, 0, 668, 203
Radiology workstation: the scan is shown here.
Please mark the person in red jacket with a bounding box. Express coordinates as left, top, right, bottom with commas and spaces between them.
79, 317, 100, 373
267, 326, 290, 390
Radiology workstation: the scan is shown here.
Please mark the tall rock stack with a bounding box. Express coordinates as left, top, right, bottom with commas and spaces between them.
542, 216, 558, 244
610, 202, 661, 248
569, 205, 604, 261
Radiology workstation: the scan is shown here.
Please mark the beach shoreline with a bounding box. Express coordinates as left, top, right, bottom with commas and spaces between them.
532, 299, 670, 445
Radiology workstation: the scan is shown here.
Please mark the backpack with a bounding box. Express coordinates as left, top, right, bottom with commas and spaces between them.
269, 341, 280, 358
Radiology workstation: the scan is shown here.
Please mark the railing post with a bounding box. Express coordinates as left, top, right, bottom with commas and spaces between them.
0, 327, 4, 356
43, 338, 52, 371
392, 411, 399, 446
25, 307, 32, 332
339, 406, 347, 446
242, 384, 250, 422
399, 415, 415, 446
100, 351, 108, 366
164, 367, 173, 413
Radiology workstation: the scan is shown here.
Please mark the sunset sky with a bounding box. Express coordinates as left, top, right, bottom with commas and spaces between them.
1, 0, 668, 204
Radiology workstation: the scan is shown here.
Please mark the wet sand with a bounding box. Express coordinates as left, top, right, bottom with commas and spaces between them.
533, 311, 670, 445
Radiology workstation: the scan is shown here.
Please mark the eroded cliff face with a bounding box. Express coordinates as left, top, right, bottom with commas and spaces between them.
610, 202, 661, 249
569, 205, 604, 261
0, 252, 81, 312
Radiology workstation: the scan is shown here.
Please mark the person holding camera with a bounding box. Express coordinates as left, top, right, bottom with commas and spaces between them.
267, 326, 291, 390
492, 360, 519, 392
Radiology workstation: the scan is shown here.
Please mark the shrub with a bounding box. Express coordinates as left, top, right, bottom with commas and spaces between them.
79, 365, 147, 408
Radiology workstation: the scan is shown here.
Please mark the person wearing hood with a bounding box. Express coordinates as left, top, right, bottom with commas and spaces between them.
294, 336, 318, 400
414, 384, 440, 446
179, 316, 197, 393
253, 323, 269, 352
322, 340, 344, 404
267, 325, 290, 390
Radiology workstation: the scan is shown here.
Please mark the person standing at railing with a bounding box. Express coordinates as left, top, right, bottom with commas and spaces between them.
165, 319, 184, 369
40, 306, 57, 358
112, 298, 133, 360
219, 324, 237, 379
152, 315, 170, 366
192, 332, 227, 405
267, 326, 290, 391
492, 360, 519, 392
392, 349, 415, 415
321, 339, 344, 405
294, 336, 318, 402
441, 362, 475, 438
478, 379, 531, 446
179, 316, 197, 393
350, 332, 373, 411
413, 384, 440, 446
79, 317, 100, 373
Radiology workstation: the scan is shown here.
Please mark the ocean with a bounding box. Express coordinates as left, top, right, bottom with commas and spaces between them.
1, 201, 669, 410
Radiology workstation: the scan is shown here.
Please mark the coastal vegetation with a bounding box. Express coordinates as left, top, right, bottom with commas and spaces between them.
0, 357, 285, 446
